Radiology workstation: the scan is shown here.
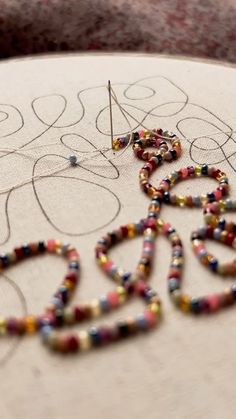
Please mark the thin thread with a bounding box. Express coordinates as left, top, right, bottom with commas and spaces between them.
0, 82, 235, 193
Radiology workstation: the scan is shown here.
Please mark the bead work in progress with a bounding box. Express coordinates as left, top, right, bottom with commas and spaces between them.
1, 127, 236, 355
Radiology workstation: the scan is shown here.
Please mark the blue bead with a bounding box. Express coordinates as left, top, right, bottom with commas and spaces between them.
69, 154, 77, 166
136, 314, 148, 330
89, 327, 100, 345
168, 278, 180, 292
41, 325, 53, 343
51, 297, 63, 309
213, 228, 222, 240
209, 258, 218, 272
218, 219, 226, 230
191, 298, 201, 314
100, 296, 110, 312
123, 272, 131, 282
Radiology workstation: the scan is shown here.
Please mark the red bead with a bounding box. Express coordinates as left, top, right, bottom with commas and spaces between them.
67, 335, 79, 352
14, 247, 25, 259
74, 306, 86, 321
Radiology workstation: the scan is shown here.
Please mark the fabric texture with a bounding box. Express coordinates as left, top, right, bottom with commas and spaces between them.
0, 54, 236, 418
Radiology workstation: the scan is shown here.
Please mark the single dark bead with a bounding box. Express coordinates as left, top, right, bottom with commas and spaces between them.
201, 164, 208, 175
55, 310, 63, 327
38, 241, 46, 253
7, 318, 18, 334
22, 245, 31, 256
209, 258, 218, 272
121, 226, 129, 237
14, 247, 25, 259
164, 178, 171, 185
190, 298, 201, 314
231, 285, 236, 300
156, 154, 163, 163
108, 233, 117, 245
191, 232, 202, 241
123, 272, 131, 282
133, 132, 139, 141
170, 149, 177, 160
69, 261, 79, 270
117, 321, 129, 338
0, 255, 9, 267
218, 219, 226, 230
124, 283, 135, 295
207, 193, 215, 203
74, 306, 86, 321
89, 327, 101, 346
67, 335, 79, 352
201, 298, 210, 313
58, 288, 68, 304
163, 191, 170, 203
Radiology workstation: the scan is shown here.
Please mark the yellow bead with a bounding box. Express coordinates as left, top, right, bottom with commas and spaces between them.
137, 263, 146, 273
90, 299, 101, 318
204, 213, 217, 226
200, 195, 208, 205
221, 230, 227, 242
149, 303, 161, 315
171, 289, 182, 305
157, 219, 164, 229
144, 227, 156, 238
48, 331, 59, 350
180, 295, 190, 312
78, 330, 91, 351
0, 317, 6, 335
117, 286, 127, 304
64, 280, 74, 291
100, 255, 108, 265
195, 165, 201, 176
176, 195, 185, 207
128, 224, 135, 238
219, 201, 226, 211
63, 308, 75, 325
25, 316, 36, 334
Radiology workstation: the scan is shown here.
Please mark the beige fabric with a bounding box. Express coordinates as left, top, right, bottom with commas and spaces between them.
0, 53, 236, 419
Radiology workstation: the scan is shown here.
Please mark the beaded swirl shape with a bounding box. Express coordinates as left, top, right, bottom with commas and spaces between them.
0, 128, 235, 354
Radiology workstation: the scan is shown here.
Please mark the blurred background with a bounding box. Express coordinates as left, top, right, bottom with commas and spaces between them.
0, 0, 236, 61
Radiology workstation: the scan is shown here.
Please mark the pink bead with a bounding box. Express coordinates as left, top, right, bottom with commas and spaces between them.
107, 292, 119, 307
144, 310, 157, 328
163, 223, 171, 234
68, 250, 79, 259
143, 243, 154, 251
207, 294, 220, 312
181, 168, 188, 178
214, 189, 222, 200
103, 261, 113, 273
47, 239, 56, 252
135, 280, 147, 296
